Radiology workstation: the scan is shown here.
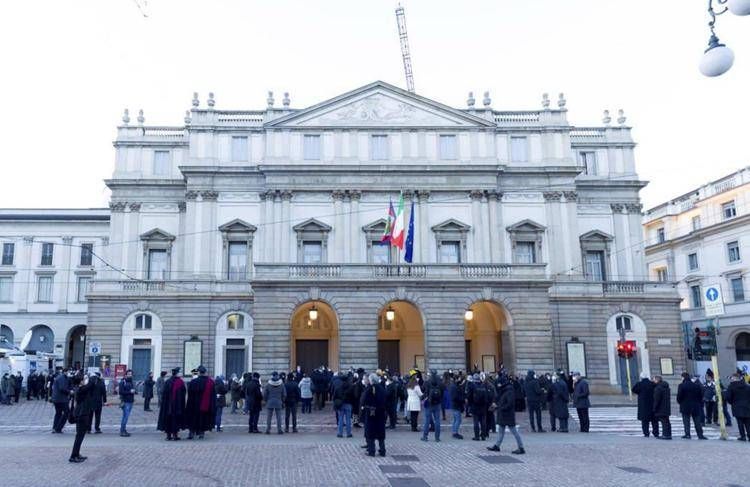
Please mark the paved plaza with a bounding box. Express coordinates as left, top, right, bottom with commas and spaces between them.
0, 399, 747, 487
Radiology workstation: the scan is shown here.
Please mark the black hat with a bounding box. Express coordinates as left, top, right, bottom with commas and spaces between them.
271, 371, 279, 380
252, 372, 260, 379
197, 365, 207, 374
172, 367, 181, 375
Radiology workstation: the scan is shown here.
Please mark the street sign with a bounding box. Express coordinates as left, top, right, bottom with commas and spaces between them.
88, 342, 102, 356
704, 284, 725, 317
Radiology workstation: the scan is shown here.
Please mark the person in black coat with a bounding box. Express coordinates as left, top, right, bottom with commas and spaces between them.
214, 376, 228, 432
523, 370, 544, 432
244, 373, 263, 433
571, 372, 590, 433
158, 368, 187, 440
87, 373, 107, 434
632, 372, 658, 437
449, 375, 465, 439
551, 373, 570, 432
69, 373, 94, 463
487, 374, 525, 454
284, 375, 300, 433
51, 369, 72, 433
385, 375, 399, 430
652, 375, 672, 439
676, 373, 707, 440
362, 373, 387, 457
143, 372, 155, 411
725, 373, 750, 441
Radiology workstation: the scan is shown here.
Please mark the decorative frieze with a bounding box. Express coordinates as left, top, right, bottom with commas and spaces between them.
201, 191, 219, 201
349, 190, 362, 202
417, 190, 430, 203
331, 190, 345, 202
128, 202, 142, 212
280, 190, 293, 202
185, 190, 200, 201
469, 190, 484, 201
487, 190, 503, 201
610, 203, 625, 213
563, 191, 578, 202
543, 191, 562, 202
625, 203, 643, 214
109, 201, 127, 212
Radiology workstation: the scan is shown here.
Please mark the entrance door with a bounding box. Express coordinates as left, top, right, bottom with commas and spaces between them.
465, 340, 472, 372
296, 340, 328, 375
618, 354, 640, 394
225, 348, 246, 378
378, 340, 400, 374
131, 348, 152, 382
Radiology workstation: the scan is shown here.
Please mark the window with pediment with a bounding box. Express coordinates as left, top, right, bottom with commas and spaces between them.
506, 220, 545, 264
362, 219, 395, 264
432, 219, 470, 264
219, 219, 256, 281
293, 219, 331, 263
580, 230, 613, 281
140, 229, 175, 280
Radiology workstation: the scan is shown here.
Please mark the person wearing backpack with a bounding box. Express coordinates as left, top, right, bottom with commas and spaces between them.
420, 369, 444, 442
468, 373, 488, 440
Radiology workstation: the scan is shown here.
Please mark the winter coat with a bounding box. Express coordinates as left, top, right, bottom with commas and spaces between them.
572, 379, 591, 409
119, 378, 136, 403
214, 379, 228, 408
422, 378, 444, 408
725, 380, 750, 418
51, 374, 70, 404
243, 379, 263, 410
311, 369, 326, 394
632, 378, 655, 421
363, 383, 387, 440
495, 383, 516, 427
385, 381, 399, 407
155, 376, 165, 397
230, 380, 242, 401
143, 377, 155, 399
523, 372, 544, 406
299, 377, 313, 399
406, 385, 422, 412
73, 382, 95, 419
263, 379, 286, 409
551, 380, 570, 419
284, 380, 301, 405
703, 382, 717, 402
449, 382, 465, 412
90, 376, 107, 408
332, 377, 352, 408
653, 381, 671, 417
677, 379, 703, 415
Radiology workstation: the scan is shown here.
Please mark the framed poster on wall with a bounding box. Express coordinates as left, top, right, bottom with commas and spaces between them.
566, 341, 587, 377
660, 357, 674, 376
414, 355, 425, 371
183, 337, 203, 374
482, 355, 496, 373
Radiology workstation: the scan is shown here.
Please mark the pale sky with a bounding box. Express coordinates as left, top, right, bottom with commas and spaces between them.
1, 0, 748, 210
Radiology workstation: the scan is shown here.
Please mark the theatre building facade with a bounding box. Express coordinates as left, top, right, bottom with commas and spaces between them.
80, 81, 684, 393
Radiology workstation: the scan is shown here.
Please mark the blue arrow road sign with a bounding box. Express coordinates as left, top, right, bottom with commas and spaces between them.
706, 287, 719, 302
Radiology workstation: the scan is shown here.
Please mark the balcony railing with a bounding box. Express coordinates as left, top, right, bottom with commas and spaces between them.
550, 280, 676, 298
88, 279, 252, 297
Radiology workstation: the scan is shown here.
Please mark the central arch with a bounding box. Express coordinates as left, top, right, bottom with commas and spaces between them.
464, 301, 511, 373
66, 325, 87, 370
377, 300, 425, 374
290, 301, 339, 373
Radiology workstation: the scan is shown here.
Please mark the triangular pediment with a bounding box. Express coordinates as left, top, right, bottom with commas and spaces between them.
140, 228, 175, 241
506, 219, 546, 233
293, 218, 332, 232
266, 81, 495, 129
219, 218, 257, 233
362, 218, 388, 232
580, 229, 613, 242
432, 218, 471, 232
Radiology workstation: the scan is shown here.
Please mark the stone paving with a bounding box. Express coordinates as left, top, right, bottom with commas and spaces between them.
0, 398, 747, 487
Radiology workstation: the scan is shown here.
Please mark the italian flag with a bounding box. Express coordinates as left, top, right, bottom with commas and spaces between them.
390, 193, 406, 250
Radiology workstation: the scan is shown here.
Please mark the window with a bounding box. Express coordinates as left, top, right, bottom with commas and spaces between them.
0, 277, 12, 302
656, 228, 665, 244
615, 315, 632, 332
728, 241, 741, 263
41, 243, 54, 266
656, 268, 668, 282
1, 243, 13, 265
303, 135, 321, 160
736, 333, 750, 361
692, 215, 701, 231
514, 241, 536, 264
370, 135, 389, 160
722, 200, 737, 220
690, 284, 702, 308
302, 241, 323, 264
80, 243, 93, 266
76, 276, 90, 302
135, 314, 152, 330
731, 277, 745, 302
37, 276, 53, 303
371, 242, 391, 264
687, 252, 699, 271
439, 135, 457, 160
227, 242, 247, 281
153, 150, 170, 176
147, 249, 167, 280
439, 241, 461, 264
510, 136, 528, 162
231, 136, 248, 162
585, 251, 606, 281
580, 151, 597, 175
227, 313, 244, 330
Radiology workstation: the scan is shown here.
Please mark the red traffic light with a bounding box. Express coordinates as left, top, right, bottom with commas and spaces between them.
617, 340, 637, 358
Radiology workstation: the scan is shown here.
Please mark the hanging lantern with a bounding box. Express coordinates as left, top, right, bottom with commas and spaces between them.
309, 303, 318, 321
386, 306, 395, 321
464, 309, 474, 321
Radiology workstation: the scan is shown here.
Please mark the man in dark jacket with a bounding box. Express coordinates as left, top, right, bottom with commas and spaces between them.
572, 372, 590, 432
214, 375, 227, 432
143, 372, 155, 411
385, 375, 399, 430
69, 372, 94, 463
449, 375, 465, 439
88, 373, 107, 434
725, 373, 750, 441
244, 372, 263, 433
118, 370, 136, 437
487, 374, 525, 454
51, 369, 72, 433
632, 372, 658, 437
652, 375, 672, 439
363, 373, 387, 456
185, 365, 215, 439
155, 371, 167, 408
467, 373, 487, 440
333, 372, 354, 438
551, 372, 570, 432
677, 372, 707, 439
421, 370, 444, 442
284, 375, 300, 433
263, 371, 286, 434
523, 370, 544, 432
158, 367, 186, 440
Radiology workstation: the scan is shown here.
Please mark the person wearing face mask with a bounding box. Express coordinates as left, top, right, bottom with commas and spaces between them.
51, 368, 72, 433
118, 369, 136, 437
87, 372, 107, 434
677, 372, 707, 440
69, 372, 94, 463
487, 374, 525, 454
572, 372, 590, 433
551, 372, 570, 433
524, 370, 544, 433
632, 372, 658, 438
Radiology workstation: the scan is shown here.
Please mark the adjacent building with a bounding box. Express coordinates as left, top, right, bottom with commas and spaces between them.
644, 167, 750, 377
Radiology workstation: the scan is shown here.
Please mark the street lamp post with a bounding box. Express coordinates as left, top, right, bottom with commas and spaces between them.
700, 0, 750, 77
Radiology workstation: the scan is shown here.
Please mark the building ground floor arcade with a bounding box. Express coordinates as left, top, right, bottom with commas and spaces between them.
84, 279, 686, 393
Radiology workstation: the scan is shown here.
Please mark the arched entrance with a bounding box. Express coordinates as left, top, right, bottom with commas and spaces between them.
214, 311, 253, 378
0, 324, 13, 344
66, 325, 87, 370
121, 311, 163, 382
290, 301, 338, 374
464, 301, 510, 373
736, 332, 750, 372
21, 324, 54, 354
606, 313, 650, 393
377, 301, 425, 374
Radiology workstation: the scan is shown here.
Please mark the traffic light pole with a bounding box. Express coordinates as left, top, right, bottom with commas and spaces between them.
710, 318, 728, 440
619, 327, 633, 401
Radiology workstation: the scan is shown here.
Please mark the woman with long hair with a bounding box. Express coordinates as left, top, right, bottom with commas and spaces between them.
406, 376, 422, 432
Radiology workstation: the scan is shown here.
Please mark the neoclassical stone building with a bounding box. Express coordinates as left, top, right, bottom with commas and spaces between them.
81, 81, 684, 393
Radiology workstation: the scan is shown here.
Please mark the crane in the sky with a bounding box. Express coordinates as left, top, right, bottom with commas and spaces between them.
395, 4, 415, 93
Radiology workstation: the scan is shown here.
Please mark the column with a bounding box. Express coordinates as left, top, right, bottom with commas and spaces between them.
479, 192, 490, 262
609, 203, 624, 280
469, 190, 483, 262
107, 202, 127, 279
262, 191, 274, 262
350, 190, 361, 262
21, 236, 34, 312
418, 190, 430, 262
563, 191, 580, 277
59, 236, 73, 311
343, 192, 351, 262
626, 203, 644, 280
487, 191, 504, 262
128, 203, 141, 278
186, 191, 201, 275
543, 192, 565, 275
200, 191, 219, 278
176, 202, 186, 272
272, 192, 282, 262
332, 190, 345, 262
281, 190, 293, 263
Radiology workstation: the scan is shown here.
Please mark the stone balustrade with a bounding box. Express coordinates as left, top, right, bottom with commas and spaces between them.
88, 279, 252, 297
550, 280, 677, 298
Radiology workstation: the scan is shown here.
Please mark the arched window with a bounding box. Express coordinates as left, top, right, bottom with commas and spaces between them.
0, 324, 13, 344
227, 313, 244, 330
736, 332, 750, 361
615, 315, 632, 332
135, 314, 152, 330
